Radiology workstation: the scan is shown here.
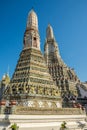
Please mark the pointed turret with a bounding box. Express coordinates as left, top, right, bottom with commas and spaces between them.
27, 9, 38, 30
24, 10, 40, 50
0, 74, 10, 100
46, 24, 54, 40
44, 24, 61, 64
44, 25, 79, 98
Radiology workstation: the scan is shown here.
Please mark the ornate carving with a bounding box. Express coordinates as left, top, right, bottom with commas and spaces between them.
29, 86, 35, 94
38, 87, 43, 95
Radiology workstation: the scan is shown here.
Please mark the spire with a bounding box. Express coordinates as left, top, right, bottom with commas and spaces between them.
44, 24, 61, 64
27, 9, 38, 30
24, 9, 40, 50
46, 24, 55, 40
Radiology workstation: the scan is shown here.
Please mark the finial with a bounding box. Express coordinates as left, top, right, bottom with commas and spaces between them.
7, 65, 9, 76
30, 6, 35, 12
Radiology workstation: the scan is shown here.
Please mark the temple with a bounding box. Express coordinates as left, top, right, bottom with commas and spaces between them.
2, 10, 82, 109
0, 9, 87, 130
3, 10, 61, 110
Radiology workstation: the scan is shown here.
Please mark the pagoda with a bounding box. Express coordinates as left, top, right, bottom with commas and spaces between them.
4, 10, 61, 109
44, 25, 79, 102
0, 74, 10, 100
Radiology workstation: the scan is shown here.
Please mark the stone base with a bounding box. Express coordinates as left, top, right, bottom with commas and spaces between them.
0, 114, 87, 130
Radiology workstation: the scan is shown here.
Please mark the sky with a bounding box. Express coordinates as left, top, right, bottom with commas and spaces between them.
0, 0, 87, 82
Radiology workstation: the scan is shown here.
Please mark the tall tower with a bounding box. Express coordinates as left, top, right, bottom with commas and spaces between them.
4, 10, 61, 110
24, 10, 40, 49
44, 24, 79, 99
44, 24, 62, 64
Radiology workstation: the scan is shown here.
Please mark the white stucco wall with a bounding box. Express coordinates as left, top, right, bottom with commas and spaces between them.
0, 115, 87, 130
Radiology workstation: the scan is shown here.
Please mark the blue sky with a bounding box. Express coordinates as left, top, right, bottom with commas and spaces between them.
0, 0, 87, 82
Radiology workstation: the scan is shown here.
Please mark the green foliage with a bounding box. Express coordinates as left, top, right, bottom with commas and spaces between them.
10, 123, 19, 130
60, 121, 67, 130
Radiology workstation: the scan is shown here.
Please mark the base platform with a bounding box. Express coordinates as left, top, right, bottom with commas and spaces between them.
0, 114, 87, 130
